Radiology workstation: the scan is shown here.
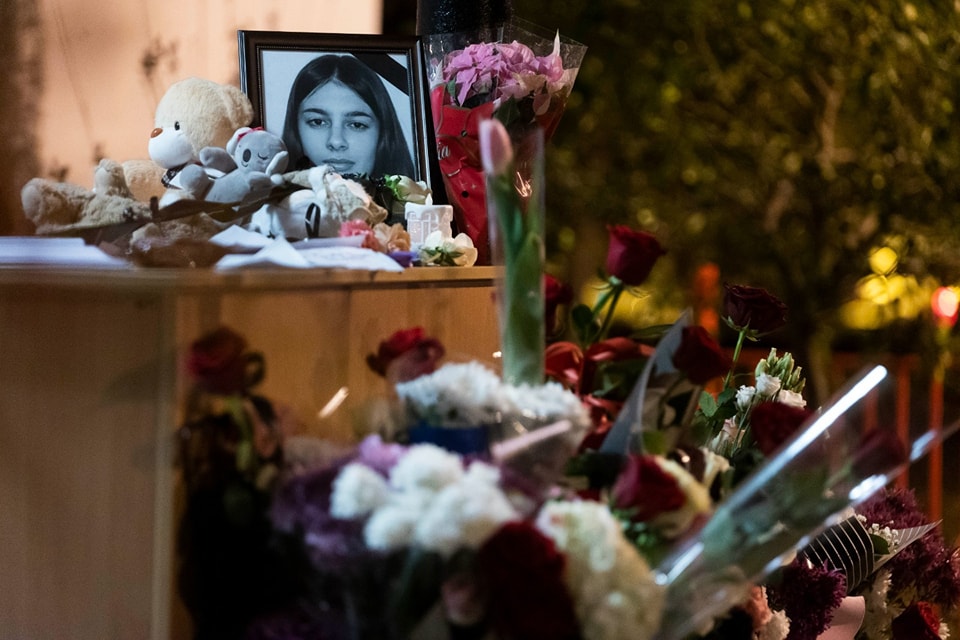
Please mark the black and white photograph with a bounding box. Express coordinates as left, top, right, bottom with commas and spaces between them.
239, 31, 430, 184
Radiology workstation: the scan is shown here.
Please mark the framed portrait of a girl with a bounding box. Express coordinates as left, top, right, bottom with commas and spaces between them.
238, 30, 433, 187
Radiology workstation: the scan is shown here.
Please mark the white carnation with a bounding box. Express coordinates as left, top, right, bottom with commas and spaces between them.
414, 461, 518, 556
363, 490, 433, 552
330, 463, 389, 519
394, 361, 590, 430
389, 443, 463, 492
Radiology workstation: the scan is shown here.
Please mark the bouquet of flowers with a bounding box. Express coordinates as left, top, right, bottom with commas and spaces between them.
172, 225, 960, 639
423, 18, 586, 264
174, 319, 960, 640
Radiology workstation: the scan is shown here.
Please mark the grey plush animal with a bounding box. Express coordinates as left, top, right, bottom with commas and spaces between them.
180, 127, 289, 204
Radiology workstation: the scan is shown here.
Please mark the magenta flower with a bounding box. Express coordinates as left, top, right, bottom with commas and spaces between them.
442, 40, 564, 106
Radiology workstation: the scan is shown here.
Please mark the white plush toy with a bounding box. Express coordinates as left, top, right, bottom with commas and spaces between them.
247, 166, 387, 240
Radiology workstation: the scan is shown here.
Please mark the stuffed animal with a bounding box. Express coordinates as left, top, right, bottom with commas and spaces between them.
122, 77, 254, 203
21, 159, 152, 234
20, 77, 254, 239
179, 127, 288, 203
247, 165, 387, 240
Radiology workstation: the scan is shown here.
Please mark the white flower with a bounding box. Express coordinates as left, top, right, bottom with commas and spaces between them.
859, 569, 893, 640
755, 373, 782, 398
414, 461, 518, 556
536, 500, 665, 640
395, 361, 590, 431
363, 490, 433, 551
735, 385, 756, 410
776, 388, 806, 409
419, 230, 479, 266
396, 362, 504, 427
389, 443, 464, 492
330, 463, 390, 519
757, 609, 790, 640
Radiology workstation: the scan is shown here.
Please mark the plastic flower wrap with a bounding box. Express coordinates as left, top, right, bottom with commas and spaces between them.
423, 18, 586, 263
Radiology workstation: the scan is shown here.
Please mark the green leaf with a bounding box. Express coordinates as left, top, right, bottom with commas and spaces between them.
699, 390, 719, 416
571, 303, 598, 344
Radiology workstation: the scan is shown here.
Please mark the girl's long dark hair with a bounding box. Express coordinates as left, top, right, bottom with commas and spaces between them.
282, 54, 416, 178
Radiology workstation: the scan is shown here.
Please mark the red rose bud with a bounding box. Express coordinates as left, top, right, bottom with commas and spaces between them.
749, 401, 813, 456
722, 283, 788, 335
891, 602, 941, 640
366, 327, 445, 380
186, 326, 256, 395
672, 325, 733, 385
611, 454, 686, 522
478, 522, 580, 640
544, 273, 574, 336
851, 428, 908, 479
604, 225, 665, 286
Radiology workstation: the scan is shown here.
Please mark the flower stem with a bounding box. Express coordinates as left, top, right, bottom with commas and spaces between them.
590, 278, 624, 344
723, 328, 748, 390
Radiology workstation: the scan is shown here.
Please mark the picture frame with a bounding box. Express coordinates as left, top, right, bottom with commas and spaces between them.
238, 30, 434, 189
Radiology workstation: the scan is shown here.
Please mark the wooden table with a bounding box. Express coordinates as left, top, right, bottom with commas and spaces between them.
0, 264, 500, 640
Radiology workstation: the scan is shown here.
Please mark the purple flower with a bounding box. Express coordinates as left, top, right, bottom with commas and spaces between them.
767, 559, 845, 640
442, 40, 564, 106
269, 462, 369, 573
858, 487, 960, 608
355, 435, 406, 475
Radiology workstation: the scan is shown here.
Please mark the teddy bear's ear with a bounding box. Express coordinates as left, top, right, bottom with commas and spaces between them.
220, 85, 255, 132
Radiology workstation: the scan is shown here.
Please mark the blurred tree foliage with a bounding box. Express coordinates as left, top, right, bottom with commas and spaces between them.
513, 0, 960, 398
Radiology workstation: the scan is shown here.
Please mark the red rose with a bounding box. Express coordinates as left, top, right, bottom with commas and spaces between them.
186, 326, 261, 395
544, 273, 574, 336
611, 454, 687, 522
891, 602, 941, 640
852, 428, 908, 479
722, 283, 788, 335
672, 325, 732, 385
477, 522, 580, 640
749, 401, 813, 456
605, 225, 666, 286
366, 327, 445, 381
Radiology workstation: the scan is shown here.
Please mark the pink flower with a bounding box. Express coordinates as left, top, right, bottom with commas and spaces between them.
442, 40, 564, 106
479, 118, 513, 176
339, 220, 380, 251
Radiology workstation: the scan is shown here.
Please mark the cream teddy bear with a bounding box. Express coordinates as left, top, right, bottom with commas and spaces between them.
123, 77, 255, 203
20, 78, 255, 239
